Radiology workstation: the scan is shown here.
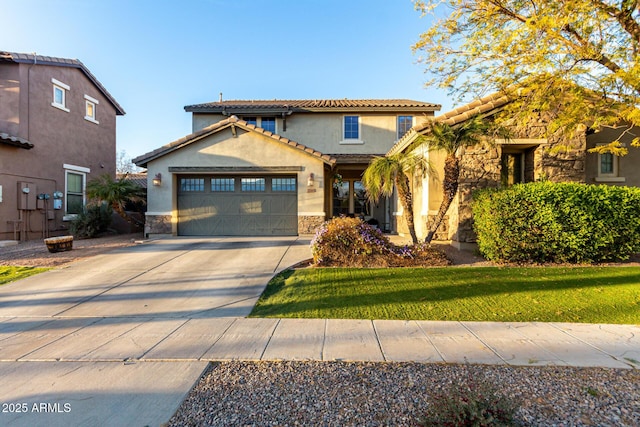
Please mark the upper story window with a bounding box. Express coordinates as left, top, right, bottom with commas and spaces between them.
261, 117, 276, 133
340, 115, 363, 144
397, 115, 413, 140
344, 115, 359, 139
51, 78, 70, 112
84, 94, 99, 124
241, 117, 276, 133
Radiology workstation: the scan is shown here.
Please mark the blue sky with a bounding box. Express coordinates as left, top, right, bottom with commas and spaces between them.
3, 0, 452, 158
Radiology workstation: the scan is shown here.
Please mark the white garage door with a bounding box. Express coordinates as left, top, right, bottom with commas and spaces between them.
177, 175, 298, 236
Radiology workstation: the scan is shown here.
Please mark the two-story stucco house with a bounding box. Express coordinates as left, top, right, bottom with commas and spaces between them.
0, 51, 125, 241
133, 99, 440, 237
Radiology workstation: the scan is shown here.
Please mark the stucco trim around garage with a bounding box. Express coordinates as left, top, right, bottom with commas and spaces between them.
133, 116, 337, 168
168, 166, 305, 173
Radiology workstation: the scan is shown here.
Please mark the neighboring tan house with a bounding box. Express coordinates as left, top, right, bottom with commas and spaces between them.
133, 99, 440, 237
389, 91, 640, 248
0, 51, 125, 241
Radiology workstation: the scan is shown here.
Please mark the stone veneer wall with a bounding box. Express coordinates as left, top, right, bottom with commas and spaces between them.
298, 215, 325, 234
145, 215, 173, 236
449, 117, 587, 245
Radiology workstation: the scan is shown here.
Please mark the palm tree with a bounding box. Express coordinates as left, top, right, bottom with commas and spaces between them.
362, 152, 431, 244
86, 174, 146, 225
417, 116, 490, 243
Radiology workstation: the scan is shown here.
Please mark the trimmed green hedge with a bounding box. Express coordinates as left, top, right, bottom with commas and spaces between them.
472, 182, 640, 262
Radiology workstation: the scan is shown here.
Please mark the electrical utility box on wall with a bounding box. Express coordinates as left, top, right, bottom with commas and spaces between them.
17, 181, 37, 210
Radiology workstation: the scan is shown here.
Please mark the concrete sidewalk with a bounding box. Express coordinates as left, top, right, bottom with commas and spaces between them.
1, 316, 638, 367
0, 236, 638, 427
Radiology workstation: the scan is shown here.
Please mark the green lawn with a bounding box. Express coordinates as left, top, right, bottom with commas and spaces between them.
250, 266, 640, 324
0, 266, 49, 285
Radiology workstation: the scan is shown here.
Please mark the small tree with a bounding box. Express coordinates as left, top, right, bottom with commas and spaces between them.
116, 149, 141, 174
413, 0, 640, 149
418, 116, 490, 243
86, 174, 145, 225
362, 152, 431, 244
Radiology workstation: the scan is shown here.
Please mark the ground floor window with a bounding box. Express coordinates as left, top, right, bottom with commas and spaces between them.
63, 164, 90, 219
332, 180, 370, 217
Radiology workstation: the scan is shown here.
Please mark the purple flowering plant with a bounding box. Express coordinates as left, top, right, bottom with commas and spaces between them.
310, 216, 449, 267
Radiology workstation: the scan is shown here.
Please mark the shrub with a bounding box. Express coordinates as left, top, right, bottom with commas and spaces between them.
473, 182, 640, 263
417, 377, 519, 426
310, 216, 450, 267
70, 203, 113, 238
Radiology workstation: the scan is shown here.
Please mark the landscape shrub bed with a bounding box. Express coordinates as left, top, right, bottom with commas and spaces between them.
473, 181, 640, 263
70, 203, 113, 238
310, 216, 449, 267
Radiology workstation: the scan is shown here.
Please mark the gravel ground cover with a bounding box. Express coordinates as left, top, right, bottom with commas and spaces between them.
169, 361, 640, 427
0, 232, 143, 267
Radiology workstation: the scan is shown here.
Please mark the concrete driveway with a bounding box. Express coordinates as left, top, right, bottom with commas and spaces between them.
0, 236, 311, 427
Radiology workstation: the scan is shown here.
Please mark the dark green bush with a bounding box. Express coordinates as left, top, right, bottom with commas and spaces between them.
473, 182, 640, 263
70, 203, 113, 238
418, 377, 519, 426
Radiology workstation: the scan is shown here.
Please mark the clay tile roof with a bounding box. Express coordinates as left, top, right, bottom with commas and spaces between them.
0, 132, 34, 149
0, 51, 125, 115
185, 99, 440, 113
117, 173, 147, 188
133, 116, 336, 168
387, 91, 512, 155
425, 91, 510, 129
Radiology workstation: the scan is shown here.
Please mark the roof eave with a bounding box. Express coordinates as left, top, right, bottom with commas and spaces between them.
0, 132, 34, 149
186, 106, 440, 114
1, 52, 125, 116
387, 92, 513, 155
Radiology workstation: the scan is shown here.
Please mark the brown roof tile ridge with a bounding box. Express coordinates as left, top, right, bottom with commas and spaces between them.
186, 98, 440, 109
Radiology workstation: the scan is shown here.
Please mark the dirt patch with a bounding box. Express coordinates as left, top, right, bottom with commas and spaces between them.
0, 233, 144, 268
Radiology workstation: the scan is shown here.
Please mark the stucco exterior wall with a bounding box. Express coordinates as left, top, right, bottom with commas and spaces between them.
0, 62, 118, 240
0, 64, 20, 136
192, 112, 433, 156
585, 125, 640, 186
144, 127, 327, 236
395, 147, 446, 241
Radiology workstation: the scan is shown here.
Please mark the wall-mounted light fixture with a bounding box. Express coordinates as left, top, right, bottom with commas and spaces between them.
152, 173, 162, 186
307, 173, 315, 187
